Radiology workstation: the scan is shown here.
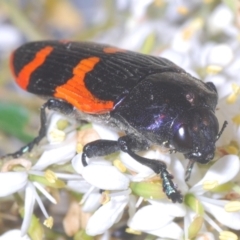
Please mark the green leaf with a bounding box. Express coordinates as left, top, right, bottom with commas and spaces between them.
0, 102, 34, 142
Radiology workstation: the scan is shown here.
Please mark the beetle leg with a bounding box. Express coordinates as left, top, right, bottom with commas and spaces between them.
2, 98, 74, 159
118, 136, 183, 203
81, 135, 182, 203
216, 120, 228, 141
82, 140, 120, 166
185, 159, 195, 181
82, 134, 149, 166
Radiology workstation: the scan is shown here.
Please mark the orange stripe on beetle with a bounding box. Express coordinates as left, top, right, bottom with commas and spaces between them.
103, 47, 127, 54
54, 57, 114, 113
14, 46, 53, 90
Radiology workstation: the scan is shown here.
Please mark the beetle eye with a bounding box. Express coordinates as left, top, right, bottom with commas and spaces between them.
172, 125, 193, 152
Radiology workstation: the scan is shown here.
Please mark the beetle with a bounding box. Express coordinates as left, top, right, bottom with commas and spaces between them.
6, 41, 227, 203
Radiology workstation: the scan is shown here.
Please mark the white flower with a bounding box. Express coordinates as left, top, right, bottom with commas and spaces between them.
184, 155, 240, 239
71, 156, 131, 236
128, 200, 185, 239
0, 229, 30, 240
32, 113, 77, 170
120, 149, 172, 181
72, 153, 129, 190
86, 189, 131, 236
207, 4, 234, 35
0, 167, 55, 236
125, 154, 240, 239
0, 172, 28, 196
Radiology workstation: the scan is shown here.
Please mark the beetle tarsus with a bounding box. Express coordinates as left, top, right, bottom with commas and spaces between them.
1, 98, 74, 159
160, 169, 183, 203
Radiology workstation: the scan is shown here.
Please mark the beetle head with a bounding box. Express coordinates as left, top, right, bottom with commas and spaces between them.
171, 107, 219, 164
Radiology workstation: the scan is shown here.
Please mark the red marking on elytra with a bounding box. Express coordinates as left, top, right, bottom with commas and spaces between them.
54, 57, 114, 113
14, 46, 53, 90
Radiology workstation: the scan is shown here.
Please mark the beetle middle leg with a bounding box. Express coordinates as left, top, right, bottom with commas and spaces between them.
82, 135, 183, 203
2, 98, 74, 159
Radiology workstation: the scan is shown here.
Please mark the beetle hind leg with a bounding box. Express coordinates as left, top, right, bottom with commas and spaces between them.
81, 135, 183, 203
1, 98, 74, 159
118, 136, 183, 203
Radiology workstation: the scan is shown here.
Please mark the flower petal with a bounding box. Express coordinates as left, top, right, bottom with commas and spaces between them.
195, 232, 215, 240
86, 195, 129, 235
82, 193, 102, 212
169, 157, 188, 193
200, 197, 240, 230
67, 180, 94, 193
128, 205, 174, 231
0, 172, 28, 197
190, 155, 240, 194
92, 123, 119, 140
120, 152, 155, 180
152, 222, 183, 239
71, 153, 111, 175
0, 230, 30, 240
32, 132, 77, 170
21, 183, 35, 236
149, 200, 186, 217
82, 165, 129, 190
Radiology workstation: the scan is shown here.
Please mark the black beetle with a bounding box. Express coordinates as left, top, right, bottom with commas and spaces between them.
6, 41, 227, 203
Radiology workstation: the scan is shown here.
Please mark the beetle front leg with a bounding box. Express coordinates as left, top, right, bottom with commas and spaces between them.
2, 98, 74, 159
118, 137, 183, 203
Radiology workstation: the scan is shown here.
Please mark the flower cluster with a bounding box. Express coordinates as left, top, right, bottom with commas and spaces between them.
1, 1, 240, 240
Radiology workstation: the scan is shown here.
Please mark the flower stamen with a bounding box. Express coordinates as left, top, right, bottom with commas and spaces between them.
33, 181, 57, 204
43, 216, 54, 229
101, 191, 111, 205
49, 129, 66, 142
76, 143, 83, 153
227, 83, 240, 104
206, 65, 222, 74
113, 159, 127, 172
202, 180, 219, 190
125, 228, 142, 235
44, 170, 58, 183
224, 201, 240, 212
56, 119, 69, 130
232, 114, 240, 126
219, 231, 238, 240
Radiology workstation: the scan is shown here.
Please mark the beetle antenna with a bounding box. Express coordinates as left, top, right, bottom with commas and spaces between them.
215, 121, 228, 141
185, 159, 195, 182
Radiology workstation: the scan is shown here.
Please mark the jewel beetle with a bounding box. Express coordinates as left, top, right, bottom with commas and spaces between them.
7, 41, 227, 203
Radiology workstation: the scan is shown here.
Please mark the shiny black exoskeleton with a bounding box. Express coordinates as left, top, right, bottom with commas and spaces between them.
6, 41, 227, 203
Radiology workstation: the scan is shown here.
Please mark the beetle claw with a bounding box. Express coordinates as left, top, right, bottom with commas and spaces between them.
160, 169, 183, 203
